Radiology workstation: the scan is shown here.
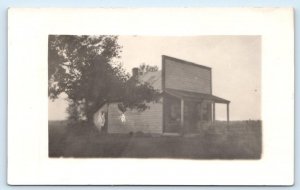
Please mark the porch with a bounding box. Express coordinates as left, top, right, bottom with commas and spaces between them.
163, 88, 230, 134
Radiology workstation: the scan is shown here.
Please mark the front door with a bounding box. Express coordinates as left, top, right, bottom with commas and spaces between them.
183, 101, 198, 133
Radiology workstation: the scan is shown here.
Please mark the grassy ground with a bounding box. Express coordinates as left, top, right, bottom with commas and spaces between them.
49, 120, 262, 159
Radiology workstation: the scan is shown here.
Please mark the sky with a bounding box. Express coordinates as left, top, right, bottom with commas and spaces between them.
48, 35, 261, 121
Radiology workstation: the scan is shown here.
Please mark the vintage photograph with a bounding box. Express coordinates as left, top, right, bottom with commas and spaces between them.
8, 7, 294, 185
48, 35, 262, 159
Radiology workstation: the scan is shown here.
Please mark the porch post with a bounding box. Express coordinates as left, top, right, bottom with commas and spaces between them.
226, 103, 230, 124
181, 99, 184, 134
212, 102, 216, 123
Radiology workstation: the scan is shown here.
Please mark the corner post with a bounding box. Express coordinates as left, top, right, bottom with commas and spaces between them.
212, 102, 216, 123
181, 99, 184, 135
226, 103, 230, 124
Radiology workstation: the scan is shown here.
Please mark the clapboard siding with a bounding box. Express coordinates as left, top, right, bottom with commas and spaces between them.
108, 101, 163, 134
164, 58, 211, 94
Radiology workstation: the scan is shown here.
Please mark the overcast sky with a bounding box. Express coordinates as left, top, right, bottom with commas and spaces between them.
49, 35, 261, 121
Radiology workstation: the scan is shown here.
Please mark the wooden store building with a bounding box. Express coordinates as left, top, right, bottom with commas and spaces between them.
93, 55, 230, 134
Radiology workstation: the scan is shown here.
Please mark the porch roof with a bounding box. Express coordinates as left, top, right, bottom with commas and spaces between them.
164, 88, 230, 104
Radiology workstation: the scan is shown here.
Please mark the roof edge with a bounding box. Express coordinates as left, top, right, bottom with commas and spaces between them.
162, 55, 211, 70
164, 88, 230, 104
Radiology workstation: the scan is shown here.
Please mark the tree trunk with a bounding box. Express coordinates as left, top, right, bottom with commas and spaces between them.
84, 99, 95, 128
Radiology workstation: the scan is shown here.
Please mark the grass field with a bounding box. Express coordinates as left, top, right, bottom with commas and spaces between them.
49, 120, 262, 159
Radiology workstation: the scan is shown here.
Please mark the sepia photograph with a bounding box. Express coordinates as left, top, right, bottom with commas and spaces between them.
8, 8, 293, 185
48, 35, 262, 159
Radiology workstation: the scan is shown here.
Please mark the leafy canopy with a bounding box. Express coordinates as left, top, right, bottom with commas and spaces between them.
138, 63, 159, 75
48, 35, 159, 122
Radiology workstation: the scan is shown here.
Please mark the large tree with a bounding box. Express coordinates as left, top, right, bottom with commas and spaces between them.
48, 35, 159, 125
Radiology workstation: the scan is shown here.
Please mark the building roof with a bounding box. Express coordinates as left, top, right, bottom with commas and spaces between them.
138, 64, 229, 104
164, 88, 230, 104
162, 55, 211, 71
139, 70, 162, 90
99, 69, 229, 106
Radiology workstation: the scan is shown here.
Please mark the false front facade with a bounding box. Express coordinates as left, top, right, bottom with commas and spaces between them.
94, 55, 230, 134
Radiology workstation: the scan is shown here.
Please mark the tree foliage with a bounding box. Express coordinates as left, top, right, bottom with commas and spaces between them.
138, 63, 159, 75
48, 35, 159, 125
